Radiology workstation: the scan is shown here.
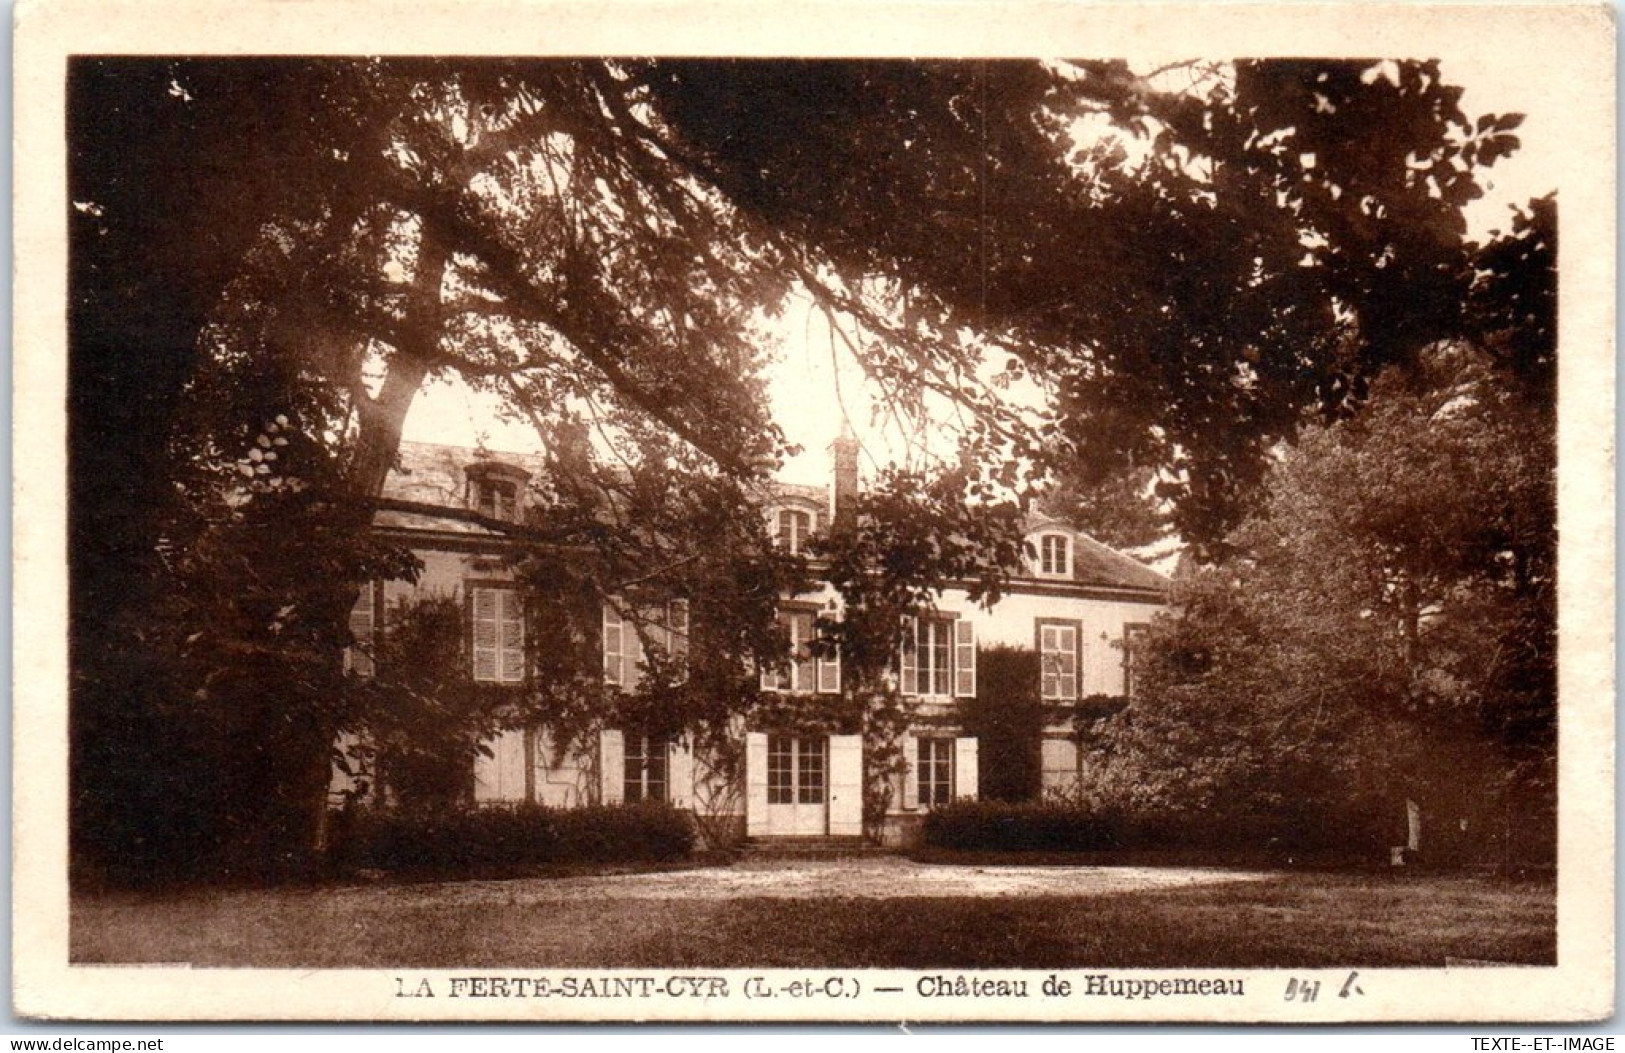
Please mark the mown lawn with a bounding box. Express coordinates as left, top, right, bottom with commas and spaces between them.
72, 870, 1554, 969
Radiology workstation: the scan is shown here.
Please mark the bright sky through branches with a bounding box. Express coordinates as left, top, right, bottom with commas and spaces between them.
402, 57, 1556, 489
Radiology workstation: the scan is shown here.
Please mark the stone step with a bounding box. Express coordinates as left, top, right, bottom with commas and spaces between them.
737, 836, 892, 860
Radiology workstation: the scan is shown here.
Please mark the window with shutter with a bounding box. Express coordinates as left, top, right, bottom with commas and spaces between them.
762, 609, 830, 693
623, 735, 669, 803
902, 616, 958, 697
917, 737, 955, 808
1038, 619, 1080, 700
607, 599, 689, 689
472, 587, 524, 684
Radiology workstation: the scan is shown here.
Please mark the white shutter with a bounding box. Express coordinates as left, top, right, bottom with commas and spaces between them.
760, 614, 782, 692
599, 730, 625, 805
667, 738, 693, 809
330, 731, 366, 799
899, 617, 918, 696
668, 600, 690, 678
1061, 626, 1079, 700
817, 645, 841, 695
346, 583, 376, 678
900, 733, 919, 810
499, 590, 525, 683
603, 605, 624, 687
472, 737, 500, 802
474, 730, 526, 803
954, 619, 977, 698
472, 588, 499, 682
955, 737, 979, 801
626, 614, 646, 691
792, 613, 815, 692
745, 732, 769, 836
828, 734, 864, 836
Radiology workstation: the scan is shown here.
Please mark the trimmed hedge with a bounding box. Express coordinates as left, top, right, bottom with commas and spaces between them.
922, 800, 1122, 852
334, 801, 695, 874
922, 800, 1399, 857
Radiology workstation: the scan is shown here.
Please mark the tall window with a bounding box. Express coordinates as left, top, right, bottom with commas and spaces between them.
472, 587, 525, 683
761, 609, 839, 694
776, 508, 813, 555
917, 618, 952, 696
1039, 620, 1080, 700
900, 617, 976, 698
917, 738, 955, 808
624, 736, 669, 803
1037, 533, 1071, 577
604, 600, 689, 690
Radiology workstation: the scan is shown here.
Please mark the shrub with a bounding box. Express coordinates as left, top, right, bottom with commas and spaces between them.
922, 800, 1122, 852
553, 802, 696, 863
336, 801, 694, 875
922, 799, 1400, 859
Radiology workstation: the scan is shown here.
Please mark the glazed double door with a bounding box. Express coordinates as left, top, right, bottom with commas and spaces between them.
764, 735, 827, 835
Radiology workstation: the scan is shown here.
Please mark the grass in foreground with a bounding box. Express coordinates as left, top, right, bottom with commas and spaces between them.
72, 870, 1554, 969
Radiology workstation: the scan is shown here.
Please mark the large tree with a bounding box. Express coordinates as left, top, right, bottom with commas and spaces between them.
1082, 339, 1555, 861
70, 57, 1535, 878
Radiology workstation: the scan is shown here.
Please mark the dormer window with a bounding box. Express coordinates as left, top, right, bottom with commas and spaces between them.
476, 477, 517, 521
1037, 533, 1071, 578
777, 508, 813, 555
465, 461, 531, 523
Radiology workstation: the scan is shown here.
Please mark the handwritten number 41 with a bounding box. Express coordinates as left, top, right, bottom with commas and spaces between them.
1284, 973, 1365, 1003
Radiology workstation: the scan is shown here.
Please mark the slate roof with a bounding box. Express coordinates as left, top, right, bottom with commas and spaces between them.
374, 441, 550, 536
380, 440, 1168, 596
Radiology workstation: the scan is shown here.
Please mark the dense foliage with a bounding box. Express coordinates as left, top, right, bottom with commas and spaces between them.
69, 56, 1546, 879
1081, 343, 1555, 865
960, 647, 1044, 802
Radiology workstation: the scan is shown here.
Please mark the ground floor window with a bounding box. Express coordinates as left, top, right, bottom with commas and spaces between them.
918, 737, 955, 808
768, 735, 825, 805
624, 735, 668, 803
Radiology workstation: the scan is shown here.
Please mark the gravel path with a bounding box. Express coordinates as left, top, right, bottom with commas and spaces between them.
328, 857, 1280, 907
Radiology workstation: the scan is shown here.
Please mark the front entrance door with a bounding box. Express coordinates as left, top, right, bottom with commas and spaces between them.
765, 735, 827, 835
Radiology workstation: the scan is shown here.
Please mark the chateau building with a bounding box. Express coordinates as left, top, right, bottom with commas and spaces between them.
334, 435, 1168, 844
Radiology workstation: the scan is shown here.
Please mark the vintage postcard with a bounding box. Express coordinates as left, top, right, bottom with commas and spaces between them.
13, 0, 1615, 1024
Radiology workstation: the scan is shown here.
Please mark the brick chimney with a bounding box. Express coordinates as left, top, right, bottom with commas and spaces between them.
828, 424, 861, 527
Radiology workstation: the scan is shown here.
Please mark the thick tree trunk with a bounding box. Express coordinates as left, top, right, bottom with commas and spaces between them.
290, 233, 452, 865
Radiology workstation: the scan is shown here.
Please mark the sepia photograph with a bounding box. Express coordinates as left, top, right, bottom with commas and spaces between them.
14, 0, 1614, 1024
